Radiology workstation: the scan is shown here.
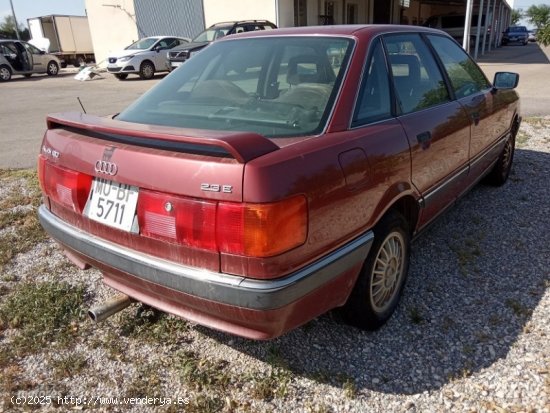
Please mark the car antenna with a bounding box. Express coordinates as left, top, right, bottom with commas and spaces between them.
77, 97, 87, 114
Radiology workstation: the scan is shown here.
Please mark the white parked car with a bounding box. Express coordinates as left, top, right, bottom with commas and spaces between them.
107, 36, 189, 80
0, 39, 61, 81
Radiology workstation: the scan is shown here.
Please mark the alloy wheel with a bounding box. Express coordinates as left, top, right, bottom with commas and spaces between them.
369, 232, 406, 313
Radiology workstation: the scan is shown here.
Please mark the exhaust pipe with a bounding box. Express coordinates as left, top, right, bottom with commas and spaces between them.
88, 294, 133, 322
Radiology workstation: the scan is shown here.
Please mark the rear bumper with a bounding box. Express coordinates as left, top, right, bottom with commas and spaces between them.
39, 205, 373, 338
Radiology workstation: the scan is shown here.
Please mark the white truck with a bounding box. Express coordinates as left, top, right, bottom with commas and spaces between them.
27, 15, 95, 68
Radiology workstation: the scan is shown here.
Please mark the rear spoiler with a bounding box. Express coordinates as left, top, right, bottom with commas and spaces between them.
46, 112, 279, 163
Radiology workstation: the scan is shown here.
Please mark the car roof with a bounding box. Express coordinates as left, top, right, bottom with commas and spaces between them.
209, 20, 275, 28
142, 36, 185, 40
217, 24, 445, 38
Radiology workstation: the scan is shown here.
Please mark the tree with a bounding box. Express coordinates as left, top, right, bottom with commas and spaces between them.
0, 15, 29, 40
511, 9, 522, 26
538, 25, 550, 46
524, 4, 550, 46
525, 4, 550, 29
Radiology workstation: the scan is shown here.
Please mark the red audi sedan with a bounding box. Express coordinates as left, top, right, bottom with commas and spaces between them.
38, 25, 520, 339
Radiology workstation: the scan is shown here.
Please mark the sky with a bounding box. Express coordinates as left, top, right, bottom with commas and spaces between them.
0, 0, 85, 29
511, 0, 550, 28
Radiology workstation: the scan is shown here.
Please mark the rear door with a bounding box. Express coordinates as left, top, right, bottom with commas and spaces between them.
383, 33, 472, 228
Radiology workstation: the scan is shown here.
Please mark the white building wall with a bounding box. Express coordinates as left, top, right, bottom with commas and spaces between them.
85, 0, 139, 66
277, 0, 295, 27
203, 0, 278, 27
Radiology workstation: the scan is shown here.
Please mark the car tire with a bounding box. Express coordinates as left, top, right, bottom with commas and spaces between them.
139, 61, 155, 80
340, 211, 410, 330
115, 74, 128, 80
484, 133, 515, 186
0, 64, 12, 81
47, 61, 59, 76
74, 57, 86, 68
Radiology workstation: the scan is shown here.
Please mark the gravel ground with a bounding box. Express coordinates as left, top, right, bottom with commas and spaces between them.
0, 118, 549, 413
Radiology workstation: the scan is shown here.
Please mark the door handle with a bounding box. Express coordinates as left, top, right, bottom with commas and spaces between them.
416, 131, 432, 149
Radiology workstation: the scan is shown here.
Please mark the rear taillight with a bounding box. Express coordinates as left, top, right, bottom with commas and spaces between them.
137, 190, 217, 250
138, 191, 307, 257
217, 197, 307, 257
38, 156, 92, 213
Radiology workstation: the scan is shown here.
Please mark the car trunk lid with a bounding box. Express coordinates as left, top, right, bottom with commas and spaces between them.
40, 112, 280, 272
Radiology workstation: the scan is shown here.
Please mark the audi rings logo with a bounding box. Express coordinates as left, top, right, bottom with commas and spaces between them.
94, 160, 118, 176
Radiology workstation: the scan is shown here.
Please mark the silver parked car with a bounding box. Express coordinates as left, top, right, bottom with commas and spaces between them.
107, 36, 189, 80
0, 39, 61, 81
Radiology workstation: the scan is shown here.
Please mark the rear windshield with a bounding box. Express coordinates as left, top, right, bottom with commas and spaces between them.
193, 27, 232, 42
117, 36, 353, 138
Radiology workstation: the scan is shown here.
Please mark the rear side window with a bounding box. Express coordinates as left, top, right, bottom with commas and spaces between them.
384, 34, 450, 114
352, 39, 392, 126
427, 35, 490, 99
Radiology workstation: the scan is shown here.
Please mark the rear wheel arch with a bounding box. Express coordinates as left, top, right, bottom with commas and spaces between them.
371, 191, 421, 238
387, 195, 420, 237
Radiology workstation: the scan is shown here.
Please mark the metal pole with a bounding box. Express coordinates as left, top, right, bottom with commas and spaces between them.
482, 0, 491, 55
9, 0, 21, 40
495, 1, 503, 48
463, 0, 474, 51
488, 0, 497, 52
474, 0, 485, 59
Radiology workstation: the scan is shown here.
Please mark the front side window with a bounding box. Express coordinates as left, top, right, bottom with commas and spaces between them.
23, 42, 42, 54
384, 34, 450, 114
117, 37, 353, 138
126, 38, 157, 50
352, 39, 392, 126
428, 35, 490, 99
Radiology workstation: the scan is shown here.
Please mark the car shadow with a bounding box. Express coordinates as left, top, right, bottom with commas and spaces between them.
477, 42, 550, 64
114, 73, 168, 82
8, 72, 78, 82
196, 147, 549, 395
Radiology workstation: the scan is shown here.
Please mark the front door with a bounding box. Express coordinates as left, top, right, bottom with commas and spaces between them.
24, 42, 47, 72
425, 35, 509, 181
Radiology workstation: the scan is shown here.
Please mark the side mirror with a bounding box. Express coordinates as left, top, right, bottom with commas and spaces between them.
493, 72, 519, 90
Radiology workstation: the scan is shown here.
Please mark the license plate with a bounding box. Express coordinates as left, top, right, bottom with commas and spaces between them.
171, 62, 182, 68
86, 178, 139, 232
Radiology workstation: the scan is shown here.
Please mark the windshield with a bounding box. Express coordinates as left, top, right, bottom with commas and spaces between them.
126, 38, 158, 50
117, 37, 353, 138
193, 26, 232, 42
